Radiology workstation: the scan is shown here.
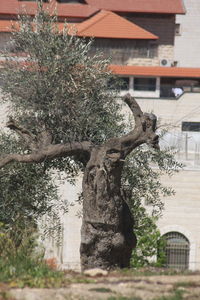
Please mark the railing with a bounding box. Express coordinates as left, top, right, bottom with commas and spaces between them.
160, 85, 200, 98
119, 83, 200, 98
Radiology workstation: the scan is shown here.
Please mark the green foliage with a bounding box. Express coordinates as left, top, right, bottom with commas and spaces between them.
122, 145, 182, 268
0, 133, 70, 240
0, 222, 66, 287
1, 8, 124, 153
130, 216, 163, 268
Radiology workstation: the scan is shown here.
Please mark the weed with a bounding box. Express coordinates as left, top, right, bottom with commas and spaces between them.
89, 287, 113, 293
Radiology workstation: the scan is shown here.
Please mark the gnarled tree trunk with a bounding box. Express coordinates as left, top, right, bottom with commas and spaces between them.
81, 144, 136, 270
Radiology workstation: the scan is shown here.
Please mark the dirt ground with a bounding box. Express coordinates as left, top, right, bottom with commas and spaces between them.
2, 270, 200, 300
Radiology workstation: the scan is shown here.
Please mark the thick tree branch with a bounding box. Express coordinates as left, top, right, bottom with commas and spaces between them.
105, 94, 159, 157
0, 141, 92, 168
1, 119, 92, 168
6, 118, 38, 151
122, 93, 143, 126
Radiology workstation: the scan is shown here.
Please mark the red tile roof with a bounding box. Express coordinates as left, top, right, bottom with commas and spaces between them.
86, 0, 185, 14
0, 13, 158, 40
0, 0, 98, 18
110, 65, 200, 78
0, 0, 185, 18
0, 20, 18, 32
74, 10, 158, 39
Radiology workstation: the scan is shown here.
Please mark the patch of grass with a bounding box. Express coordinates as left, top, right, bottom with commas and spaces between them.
90, 287, 113, 293
107, 297, 142, 300
70, 277, 95, 284
153, 289, 184, 300
0, 223, 69, 288
0, 260, 66, 288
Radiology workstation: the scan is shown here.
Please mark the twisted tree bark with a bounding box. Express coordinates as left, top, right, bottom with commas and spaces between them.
81, 142, 136, 269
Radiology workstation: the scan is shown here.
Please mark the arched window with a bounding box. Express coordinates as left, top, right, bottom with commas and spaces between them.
162, 232, 190, 269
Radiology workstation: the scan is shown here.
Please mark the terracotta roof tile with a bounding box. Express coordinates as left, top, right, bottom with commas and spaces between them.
110, 65, 200, 78
86, 0, 185, 14
0, 0, 98, 18
0, 0, 185, 18
0, 20, 18, 32
0, 13, 158, 40
75, 10, 158, 39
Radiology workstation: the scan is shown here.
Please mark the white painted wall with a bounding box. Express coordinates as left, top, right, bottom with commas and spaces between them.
43, 176, 82, 271
175, 0, 200, 67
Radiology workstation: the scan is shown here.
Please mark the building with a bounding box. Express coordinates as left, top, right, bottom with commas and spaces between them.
1, 0, 200, 270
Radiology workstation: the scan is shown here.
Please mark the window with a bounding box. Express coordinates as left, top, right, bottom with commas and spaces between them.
148, 42, 158, 58
175, 24, 181, 36
134, 77, 156, 91
182, 122, 200, 132
120, 77, 129, 90
161, 232, 189, 269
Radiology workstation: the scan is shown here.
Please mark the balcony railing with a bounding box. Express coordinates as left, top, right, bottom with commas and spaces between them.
160, 85, 200, 98
119, 83, 200, 98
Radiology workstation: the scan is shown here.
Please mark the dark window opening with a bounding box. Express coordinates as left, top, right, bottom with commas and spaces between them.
120, 77, 129, 90
175, 23, 181, 36
134, 77, 156, 91
148, 42, 158, 58
182, 122, 200, 132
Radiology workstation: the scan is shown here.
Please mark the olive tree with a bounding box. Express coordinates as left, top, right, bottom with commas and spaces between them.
0, 8, 162, 270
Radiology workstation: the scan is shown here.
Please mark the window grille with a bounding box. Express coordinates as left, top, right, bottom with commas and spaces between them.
182, 122, 200, 132
163, 232, 190, 270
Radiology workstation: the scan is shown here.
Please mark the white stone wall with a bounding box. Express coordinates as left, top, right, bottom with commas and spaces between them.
175, 0, 200, 67
157, 170, 200, 270
43, 176, 82, 271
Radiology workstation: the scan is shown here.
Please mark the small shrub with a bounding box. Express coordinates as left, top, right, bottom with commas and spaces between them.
0, 222, 66, 287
